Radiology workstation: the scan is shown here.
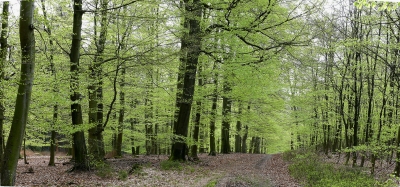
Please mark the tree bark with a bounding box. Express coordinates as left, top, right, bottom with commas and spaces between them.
0, 1, 9, 167
209, 61, 218, 156
235, 102, 242, 153
190, 64, 203, 160
70, 0, 89, 170
171, 0, 202, 161
116, 60, 125, 157
221, 83, 232, 154
1, 1, 35, 185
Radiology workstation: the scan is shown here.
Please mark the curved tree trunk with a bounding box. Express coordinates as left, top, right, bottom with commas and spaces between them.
0, 1, 35, 185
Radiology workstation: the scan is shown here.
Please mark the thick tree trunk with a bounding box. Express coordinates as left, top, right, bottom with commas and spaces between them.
69, 0, 89, 170
0, 1, 35, 185
171, 0, 202, 161
0, 1, 9, 166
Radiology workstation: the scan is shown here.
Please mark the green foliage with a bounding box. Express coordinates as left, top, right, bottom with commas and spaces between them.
160, 160, 182, 171
128, 163, 145, 176
204, 179, 217, 187
94, 162, 114, 179
118, 170, 128, 181
287, 151, 394, 187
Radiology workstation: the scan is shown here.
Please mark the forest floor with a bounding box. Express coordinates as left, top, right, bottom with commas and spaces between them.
15, 151, 299, 187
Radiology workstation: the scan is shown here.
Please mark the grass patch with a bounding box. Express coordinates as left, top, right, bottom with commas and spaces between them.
118, 170, 128, 181
204, 179, 217, 187
284, 150, 395, 187
160, 160, 182, 171
95, 163, 114, 178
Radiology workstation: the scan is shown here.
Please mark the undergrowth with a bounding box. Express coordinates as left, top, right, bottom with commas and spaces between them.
283, 150, 396, 187
160, 160, 182, 171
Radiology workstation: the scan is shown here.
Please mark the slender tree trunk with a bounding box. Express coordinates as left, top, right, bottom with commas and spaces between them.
116, 60, 125, 157
130, 100, 139, 155
241, 105, 250, 153
209, 62, 218, 156
235, 102, 242, 153
40, 0, 58, 166
69, 0, 89, 170
171, 0, 202, 161
1, 1, 35, 185
191, 65, 203, 160
145, 96, 153, 155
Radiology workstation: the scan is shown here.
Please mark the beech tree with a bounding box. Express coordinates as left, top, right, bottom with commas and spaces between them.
1, 0, 35, 185
69, 0, 89, 170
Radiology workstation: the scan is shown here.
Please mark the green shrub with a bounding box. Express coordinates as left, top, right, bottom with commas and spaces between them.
288, 151, 384, 187
160, 160, 182, 170
129, 163, 145, 176
95, 163, 114, 178
118, 170, 128, 181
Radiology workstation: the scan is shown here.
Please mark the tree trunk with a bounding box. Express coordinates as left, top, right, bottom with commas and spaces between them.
69, 0, 89, 170
40, 0, 58, 166
190, 64, 203, 160
130, 100, 139, 155
0, 1, 9, 167
221, 90, 232, 154
171, 0, 202, 161
235, 102, 242, 153
241, 106, 250, 153
116, 60, 125, 157
1, 1, 35, 185
209, 62, 218, 156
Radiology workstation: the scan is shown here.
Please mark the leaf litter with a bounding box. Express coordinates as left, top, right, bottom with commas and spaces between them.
15, 153, 300, 187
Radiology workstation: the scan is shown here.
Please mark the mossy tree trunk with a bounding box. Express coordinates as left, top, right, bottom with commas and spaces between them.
0, 1, 9, 167
0, 1, 35, 185
70, 0, 89, 171
171, 0, 202, 161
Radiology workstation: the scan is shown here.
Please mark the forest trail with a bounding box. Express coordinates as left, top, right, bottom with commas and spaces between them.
213, 154, 273, 187
15, 153, 298, 186
212, 154, 299, 187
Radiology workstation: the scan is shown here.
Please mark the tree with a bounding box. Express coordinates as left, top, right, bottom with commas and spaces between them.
0, 0, 9, 166
1, 0, 35, 185
171, 0, 203, 161
69, 0, 89, 170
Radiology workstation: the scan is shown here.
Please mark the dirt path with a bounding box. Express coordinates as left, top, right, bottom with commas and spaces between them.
215, 154, 273, 187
